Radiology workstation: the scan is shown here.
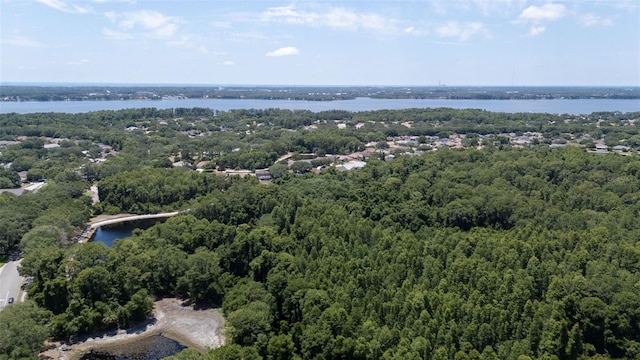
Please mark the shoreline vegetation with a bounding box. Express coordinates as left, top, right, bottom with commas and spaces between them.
41, 298, 225, 360
1, 85, 639, 102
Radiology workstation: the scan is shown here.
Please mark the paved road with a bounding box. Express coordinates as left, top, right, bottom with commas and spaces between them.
89, 212, 181, 228
0, 260, 24, 310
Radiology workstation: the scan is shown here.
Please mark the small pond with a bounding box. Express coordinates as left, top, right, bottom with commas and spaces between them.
79, 334, 187, 360
91, 219, 164, 247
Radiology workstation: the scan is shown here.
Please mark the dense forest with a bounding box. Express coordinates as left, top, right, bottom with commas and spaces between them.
1, 108, 639, 359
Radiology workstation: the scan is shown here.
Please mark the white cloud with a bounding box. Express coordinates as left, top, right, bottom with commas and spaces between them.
266, 46, 300, 57
102, 27, 133, 40
210, 21, 232, 28
93, 0, 136, 3
36, 0, 92, 14
324, 8, 361, 29
105, 10, 183, 39
361, 13, 394, 32
614, 0, 639, 11
436, 21, 488, 41
0, 35, 46, 48
154, 24, 177, 38
66, 58, 90, 65
528, 25, 546, 37
515, 3, 565, 37
430, 0, 448, 15
436, 21, 460, 38
166, 35, 192, 47
403, 26, 428, 36
229, 31, 270, 42
580, 14, 614, 27
518, 3, 566, 22
220, 60, 235, 65
261, 5, 319, 25
118, 10, 177, 30
260, 5, 401, 35
472, 0, 527, 16
104, 11, 118, 23
427, 0, 527, 17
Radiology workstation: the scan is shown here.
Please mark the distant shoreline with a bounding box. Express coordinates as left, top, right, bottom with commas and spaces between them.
1, 85, 639, 103
3, 96, 640, 102
2, 83, 639, 88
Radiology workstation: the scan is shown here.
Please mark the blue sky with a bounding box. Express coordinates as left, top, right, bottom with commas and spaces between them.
1, 0, 639, 86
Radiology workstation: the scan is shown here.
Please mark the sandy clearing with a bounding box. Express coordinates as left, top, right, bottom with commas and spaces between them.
42, 298, 226, 360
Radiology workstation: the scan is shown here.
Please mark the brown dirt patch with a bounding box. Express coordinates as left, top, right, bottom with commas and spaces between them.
42, 298, 226, 360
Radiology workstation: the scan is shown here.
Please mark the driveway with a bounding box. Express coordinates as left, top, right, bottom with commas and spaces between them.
0, 260, 24, 310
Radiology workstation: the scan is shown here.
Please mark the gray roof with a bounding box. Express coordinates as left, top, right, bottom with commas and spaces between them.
0, 188, 26, 196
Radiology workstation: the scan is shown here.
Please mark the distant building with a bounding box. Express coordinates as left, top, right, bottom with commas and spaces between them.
0, 188, 26, 196
255, 170, 272, 181
549, 143, 567, 149
220, 170, 252, 178
612, 145, 630, 152
336, 160, 367, 171
396, 140, 418, 146
511, 136, 532, 146
0, 180, 47, 197
0, 140, 19, 148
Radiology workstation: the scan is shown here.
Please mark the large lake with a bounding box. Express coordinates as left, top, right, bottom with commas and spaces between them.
1, 98, 638, 115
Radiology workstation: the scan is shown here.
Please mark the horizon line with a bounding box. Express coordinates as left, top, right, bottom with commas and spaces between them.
1, 82, 639, 88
